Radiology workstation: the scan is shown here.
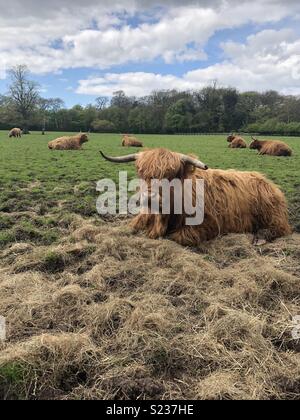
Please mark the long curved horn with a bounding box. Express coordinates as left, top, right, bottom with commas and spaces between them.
100, 150, 208, 170
179, 154, 208, 170
100, 151, 138, 163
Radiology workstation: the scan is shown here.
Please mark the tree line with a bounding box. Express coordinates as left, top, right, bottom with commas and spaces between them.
1, 65, 300, 135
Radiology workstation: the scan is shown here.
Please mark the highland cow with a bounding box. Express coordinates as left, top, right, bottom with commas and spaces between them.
101, 148, 291, 246
9, 128, 22, 138
250, 137, 292, 156
122, 135, 143, 148
48, 133, 89, 150
227, 134, 247, 149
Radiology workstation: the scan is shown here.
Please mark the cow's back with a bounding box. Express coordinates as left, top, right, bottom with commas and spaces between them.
48, 136, 81, 150
261, 141, 292, 156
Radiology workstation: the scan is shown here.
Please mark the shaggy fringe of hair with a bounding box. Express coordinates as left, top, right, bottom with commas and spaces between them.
132, 148, 292, 246
250, 139, 292, 156
48, 134, 89, 150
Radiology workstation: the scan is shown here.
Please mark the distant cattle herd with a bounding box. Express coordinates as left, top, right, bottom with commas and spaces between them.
227, 133, 292, 156
5, 127, 294, 245
7, 128, 293, 157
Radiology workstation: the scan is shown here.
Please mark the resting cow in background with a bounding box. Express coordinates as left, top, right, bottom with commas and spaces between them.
250, 137, 293, 156
48, 133, 89, 150
227, 134, 247, 149
9, 128, 22, 138
122, 135, 143, 148
100, 148, 291, 246
250, 137, 292, 156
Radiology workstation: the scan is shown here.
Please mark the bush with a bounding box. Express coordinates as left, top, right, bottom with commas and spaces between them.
247, 120, 300, 136
91, 119, 117, 133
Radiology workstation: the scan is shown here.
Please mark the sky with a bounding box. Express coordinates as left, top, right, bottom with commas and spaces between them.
0, 0, 299, 107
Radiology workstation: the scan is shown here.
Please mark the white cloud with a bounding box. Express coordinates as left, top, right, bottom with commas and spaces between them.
0, 1, 300, 95
76, 29, 300, 96
77, 73, 189, 96
0, 7, 218, 74
0, 0, 300, 77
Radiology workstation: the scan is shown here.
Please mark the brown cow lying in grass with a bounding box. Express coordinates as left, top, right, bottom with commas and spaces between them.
48, 133, 89, 150
122, 135, 143, 148
227, 134, 247, 149
101, 148, 291, 246
9, 128, 22, 138
250, 137, 292, 156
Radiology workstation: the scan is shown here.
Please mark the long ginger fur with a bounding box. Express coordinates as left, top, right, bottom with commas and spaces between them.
122, 135, 143, 148
9, 128, 22, 138
131, 148, 291, 246
48, 134, 89, 150
227, 135, 247, 149
250, 138, 292, 156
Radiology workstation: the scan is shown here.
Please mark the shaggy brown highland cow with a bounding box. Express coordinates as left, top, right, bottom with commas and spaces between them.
101, 148, 291, 246
227, 134, 247, 149
9, 128, 22, 138
250, 137, 292, 156
122, 135, 143, 148
48, 134, 89, 150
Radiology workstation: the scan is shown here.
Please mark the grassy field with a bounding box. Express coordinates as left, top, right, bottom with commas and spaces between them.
0, 131, 299, 400
0, 131, 299, 250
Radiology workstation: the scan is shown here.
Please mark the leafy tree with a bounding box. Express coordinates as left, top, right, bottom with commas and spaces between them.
194, 85, 224, 132
1, 70, 300, 134
7, 65, 40, 129
111, 91, 133, 109
164, 99, 194, 133
221, 88, 239, 131
95, 96, 109, 110
99, 106, 128, 132
91, 119, 116, 132
128, 107, 152, 133
38, 98, 65, 130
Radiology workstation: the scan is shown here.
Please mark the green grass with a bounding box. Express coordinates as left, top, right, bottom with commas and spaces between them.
0, 362, 29, 400
0, 131, 299, 248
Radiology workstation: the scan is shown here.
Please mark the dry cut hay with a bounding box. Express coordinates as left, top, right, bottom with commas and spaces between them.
0, 216, 299, 400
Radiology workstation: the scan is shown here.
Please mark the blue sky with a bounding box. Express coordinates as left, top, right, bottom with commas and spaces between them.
0, 0, 300, 107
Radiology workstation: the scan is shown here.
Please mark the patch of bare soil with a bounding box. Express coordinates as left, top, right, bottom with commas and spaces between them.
0, 215, 299, 400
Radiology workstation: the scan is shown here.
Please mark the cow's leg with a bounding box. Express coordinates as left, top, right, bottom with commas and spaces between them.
255, 222, 291, 243
132, 214, 151, 233
255, 189, 292, 242
169, 225, 206, 246
148, 215, 169, 239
